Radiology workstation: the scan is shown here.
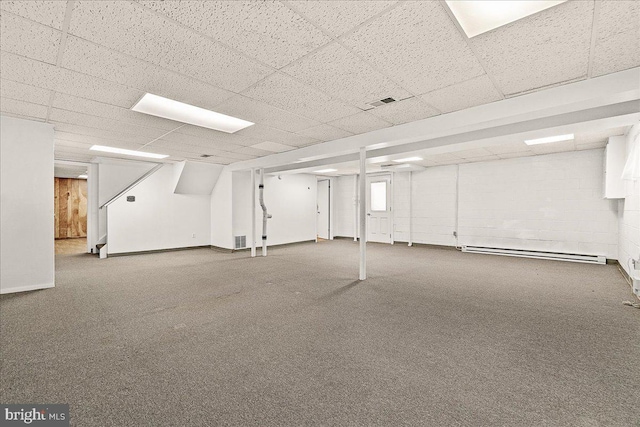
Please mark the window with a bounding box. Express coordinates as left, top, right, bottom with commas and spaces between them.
370, 181, 387, 211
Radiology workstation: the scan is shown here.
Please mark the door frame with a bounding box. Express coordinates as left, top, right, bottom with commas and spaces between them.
315, 177, 334, 242
365, 172, 394, 244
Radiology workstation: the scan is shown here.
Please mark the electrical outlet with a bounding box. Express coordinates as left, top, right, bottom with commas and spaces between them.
453, 231, 457, 237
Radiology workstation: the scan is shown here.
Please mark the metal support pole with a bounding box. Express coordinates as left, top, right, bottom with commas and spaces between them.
251, 168, 256, 257
359, 147, 367, 280
353, 175, 358, 242
408, 171, 413, 247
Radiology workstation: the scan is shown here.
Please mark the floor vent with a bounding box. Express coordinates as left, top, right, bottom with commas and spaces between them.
461, 246, 606, 265
234, 235, 246, 249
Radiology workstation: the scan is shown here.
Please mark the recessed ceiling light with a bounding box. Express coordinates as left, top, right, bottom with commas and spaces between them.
78, 174, 88, 179
393, 157, 423, 162
314, 169, 337, 173
90, 145, 169, 159
524, 133, 574, 145
446, 0, 567, 38
131, 93, 254, 133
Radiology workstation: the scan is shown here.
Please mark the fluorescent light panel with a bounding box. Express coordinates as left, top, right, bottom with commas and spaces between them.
524, 133, 574, 146
314, 169, 337, 173
90, 145, 169, 159
132, 93, 254, 133
446, 0, 567, 38
393, 156, 423, 162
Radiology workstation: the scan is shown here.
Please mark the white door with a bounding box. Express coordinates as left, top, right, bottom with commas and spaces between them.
367, 175, 391, 243
317, 180, 330, 240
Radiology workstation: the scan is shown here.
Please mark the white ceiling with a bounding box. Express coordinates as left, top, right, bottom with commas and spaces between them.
1, 0, 638, 165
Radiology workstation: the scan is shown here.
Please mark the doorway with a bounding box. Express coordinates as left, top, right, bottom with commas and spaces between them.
366, 174, 392, 244
317, 179, 330, 240
54, 162, 89, 254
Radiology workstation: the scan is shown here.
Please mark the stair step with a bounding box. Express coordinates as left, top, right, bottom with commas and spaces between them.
96, 243, 105, 250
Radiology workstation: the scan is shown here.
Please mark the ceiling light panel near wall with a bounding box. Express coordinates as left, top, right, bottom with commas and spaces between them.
131, 93, 254, 133
393, 156, 423, 162
314, 169, 338, 173
524, 134, 574, 145
90, 145, 169, 159
445, 0, 568, 38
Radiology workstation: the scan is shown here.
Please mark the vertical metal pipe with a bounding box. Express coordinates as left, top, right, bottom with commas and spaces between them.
408, 171, 413, 247
353, 175, 358, 242
259, 168, 271, 257
251, 168, 256, 258
359, 147, 367, 280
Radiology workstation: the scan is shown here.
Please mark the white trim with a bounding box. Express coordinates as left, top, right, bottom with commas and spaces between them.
1, 282, 55, 295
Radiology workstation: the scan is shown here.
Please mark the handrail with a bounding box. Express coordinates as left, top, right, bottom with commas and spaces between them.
100, 163, 164, 209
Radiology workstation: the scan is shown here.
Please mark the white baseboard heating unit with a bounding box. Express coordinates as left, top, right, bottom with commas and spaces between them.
461, 246, 606, 265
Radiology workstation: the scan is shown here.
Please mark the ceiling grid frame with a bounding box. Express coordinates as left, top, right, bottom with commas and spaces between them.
282, 0, 445, 116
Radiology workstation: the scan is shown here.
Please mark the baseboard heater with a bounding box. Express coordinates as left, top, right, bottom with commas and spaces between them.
461, 246, 606, 265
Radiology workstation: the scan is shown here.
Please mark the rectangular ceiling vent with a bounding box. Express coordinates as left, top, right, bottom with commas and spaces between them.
368, 97, 396, 107
234, 235, 246, 249
200, 154, 212, 158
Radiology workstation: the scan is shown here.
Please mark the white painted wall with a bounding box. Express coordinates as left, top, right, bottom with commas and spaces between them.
107, 164, 211, 254
458, 150, 618, 258
333, 175, 357, 238
334, 149, 618, 258
618, 122, 640, 281
1, 116, 55, 294
232, 173, 317, 248
211, 168, 234, 249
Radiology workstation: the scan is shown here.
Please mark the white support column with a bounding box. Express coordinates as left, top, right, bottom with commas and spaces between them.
353, 175, 358, 242
359, 147, 367, 280
251, 168, 256, 257
408, 171, 413, 247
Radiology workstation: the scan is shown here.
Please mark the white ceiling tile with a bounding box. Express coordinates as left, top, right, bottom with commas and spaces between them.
174, 125, 264, 148
368, 97, 439, 125
496, 152, 534, 160
49, 108, 167, 141
233, 146, 273, 157
237, 123, 321, 148
591, 29, 640, 77
242, 73, 361, 122
1, 51, 144, 108
454, 148, 495, 159
55, 131, 147, 150
61, 36, 235, 111
421, 75, 502, 114
329, 112, 392, 135
251, 141, 296, 153
296, 124, 353, 142
470, 1, 593, 95
0, 12, 61, 64
282, 43, 411, 109
1, 79, 51, 105
0, 1, 67, 30
595, 0, 639, 40
52, 123, 153, 145
150, 139, 228, 156
68, 1, 272, 92
0, 97, 48, 120
214, 95, 320, 133
53, 93, 181, 131
341, 1, 485, 95
485, 143, 533, 155
286, 0, 397, 37
422, 153, 463, 163
137, 0, 331, 69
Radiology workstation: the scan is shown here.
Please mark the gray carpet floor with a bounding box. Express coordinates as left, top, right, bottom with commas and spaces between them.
1, 240, 638, 426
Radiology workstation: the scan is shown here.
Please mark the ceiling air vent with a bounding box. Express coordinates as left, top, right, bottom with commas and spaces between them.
368, 97, 396, 107
200, 154, 212, 158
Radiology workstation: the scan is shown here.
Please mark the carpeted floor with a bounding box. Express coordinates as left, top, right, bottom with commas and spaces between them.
1, 240, 638, 426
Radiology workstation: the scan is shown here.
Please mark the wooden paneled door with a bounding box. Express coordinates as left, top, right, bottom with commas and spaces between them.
54, 178, 87, 239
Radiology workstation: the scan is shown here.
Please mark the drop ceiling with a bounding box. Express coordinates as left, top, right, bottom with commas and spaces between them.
0, 0, 638, 165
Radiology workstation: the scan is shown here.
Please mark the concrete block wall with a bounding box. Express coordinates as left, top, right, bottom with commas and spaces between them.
618, 123, 640, 278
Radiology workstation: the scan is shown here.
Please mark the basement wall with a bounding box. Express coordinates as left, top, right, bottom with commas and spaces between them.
0, 116, 55, 294
618, 122, 640, 278
107, 164, 211, 254
334, 149, 619, 259
232, 172, 317, 248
